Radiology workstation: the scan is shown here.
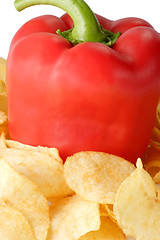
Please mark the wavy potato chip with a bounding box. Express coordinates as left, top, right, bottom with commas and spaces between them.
64, 152, 135, 204
0, 205, 36, 240
79, 216, 125, 240
47, 195, 100, 240
113, 159, 160, 240
0, 147, 73, 198
5, 139, 62, 163
0, 158, 49, 240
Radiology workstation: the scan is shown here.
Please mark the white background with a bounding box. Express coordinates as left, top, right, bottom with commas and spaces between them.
0, 0, 160, 59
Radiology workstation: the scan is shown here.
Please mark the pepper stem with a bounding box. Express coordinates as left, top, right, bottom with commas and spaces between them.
14, 0, 120, 46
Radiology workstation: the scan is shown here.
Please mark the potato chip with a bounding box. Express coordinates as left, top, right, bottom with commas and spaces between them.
143, 144, 160, 162
47, 196, 65, 205
0, 57, 6, 83
0, 60, 8, 138
64, 152, 135, 204
79, 216, 125, 240
0, 92, 7, 114
145, 159, 160, 182
144, 147, 160, 183
156, 99, 160, 114
5, 139, 62, 163
156, 184, 160, 198
0, 132, 7, 147
99, 204, 117, 223
151, 127, 160, 142
153, 171, 160, 184
0, 126, 9, 139
150, 139, 160, 151
0, 157, 49, 240
99, 204, 109, 217
47, 195, 100, 240
153, 100, 160, 130
0, 205, 36, 240
0, 105, 8, 138
0, 111, 7, 126
103, 204, 117, 224
0, 147, 73, 198
0, 79, 6, 93
147, 99, 160, 158
113, 158, 160, 240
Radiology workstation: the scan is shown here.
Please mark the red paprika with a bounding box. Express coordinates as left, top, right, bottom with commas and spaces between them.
7, 0, 160, 163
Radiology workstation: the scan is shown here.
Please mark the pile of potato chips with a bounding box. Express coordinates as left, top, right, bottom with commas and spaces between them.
0, 58, 160, 240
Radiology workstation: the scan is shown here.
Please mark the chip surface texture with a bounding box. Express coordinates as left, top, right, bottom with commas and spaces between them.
64, 151, 135, 204
113, 159, 160, 240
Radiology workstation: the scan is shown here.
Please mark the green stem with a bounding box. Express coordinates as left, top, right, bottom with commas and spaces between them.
14, 0, 120, 46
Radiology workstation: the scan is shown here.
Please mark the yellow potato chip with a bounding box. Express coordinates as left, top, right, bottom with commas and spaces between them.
99, 204, 117, 223
99, 204, 109, 217
151, 127, 160, 142
153, 171, 160, 184
0, 147, 73, 198
0, 205, 36, 240
0, 57, 6, 83
0, 79, 6, 93
0, 111, 7, 126
150, 139, 160, 151
5, 139, 62, 163
0, 157, 49, 240
156, 184, 160, 198
0, 132, 7, 147
145, 159, 160, 181
113, 158, 160, 240
156, 99, 160, 114
79, 216, 125, 240
144, 147, 160, 183
142, 144, 160, 167
0, 110, 8, 138
103, 204, 117, 224
153, 100, 160, 130
0, 92, 7, 114
47, 196, 66, 205
0, 59, 8, 137
47, 195, 100, 240
0, 126, 9, 139
64, 152, 135, 204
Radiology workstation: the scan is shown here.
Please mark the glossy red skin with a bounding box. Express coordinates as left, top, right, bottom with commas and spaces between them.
7, 13, 160, 163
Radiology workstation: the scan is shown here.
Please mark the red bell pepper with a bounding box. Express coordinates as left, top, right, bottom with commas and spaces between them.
7, 0, 160, 163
